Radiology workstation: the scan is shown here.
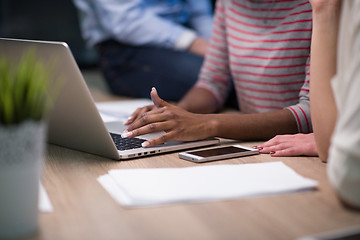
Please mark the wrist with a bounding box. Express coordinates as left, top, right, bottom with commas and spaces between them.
206, 114, 220, 137
188, 37, 208, 56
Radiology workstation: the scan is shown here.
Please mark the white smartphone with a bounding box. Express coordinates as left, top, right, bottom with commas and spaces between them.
179, 145, 259, 163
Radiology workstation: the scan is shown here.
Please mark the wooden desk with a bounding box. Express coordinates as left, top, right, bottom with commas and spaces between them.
32, 89, 360, 240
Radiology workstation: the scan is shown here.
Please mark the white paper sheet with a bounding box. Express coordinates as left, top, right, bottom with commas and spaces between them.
39, 183, 53, 212
98, 162, 317, 207
96, 99, 153, 123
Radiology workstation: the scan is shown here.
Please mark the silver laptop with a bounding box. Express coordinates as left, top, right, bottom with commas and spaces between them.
0, 38, 219, 160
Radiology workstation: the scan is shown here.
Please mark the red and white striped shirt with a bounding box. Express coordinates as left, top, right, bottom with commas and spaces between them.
196, 0, 312, 133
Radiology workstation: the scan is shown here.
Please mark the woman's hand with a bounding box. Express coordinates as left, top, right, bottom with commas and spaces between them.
256, 133, 318, 157
123, 88, 216, 147
124, 105, 156, 126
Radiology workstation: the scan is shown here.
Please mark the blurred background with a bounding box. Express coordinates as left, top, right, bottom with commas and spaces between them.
0, 0, 98, 67
0, 0, 108, 95
0, 0, 216, 96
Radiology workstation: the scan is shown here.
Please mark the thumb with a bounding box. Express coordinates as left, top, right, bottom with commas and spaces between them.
151, 87, 169, 108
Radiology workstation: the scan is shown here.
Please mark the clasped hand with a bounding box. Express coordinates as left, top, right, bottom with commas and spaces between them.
122, 88, 215, 147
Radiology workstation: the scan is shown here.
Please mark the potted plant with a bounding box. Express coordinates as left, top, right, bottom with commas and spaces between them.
0, 50, 54, 238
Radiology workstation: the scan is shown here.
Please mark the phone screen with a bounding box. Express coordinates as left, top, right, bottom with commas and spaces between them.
189, 146, 249, 157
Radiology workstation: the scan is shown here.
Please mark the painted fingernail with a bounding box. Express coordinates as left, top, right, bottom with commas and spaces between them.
121, 130, 132, 138
270, 151, 276, 155
142, 141, 150, 148
121, 130, 128, 138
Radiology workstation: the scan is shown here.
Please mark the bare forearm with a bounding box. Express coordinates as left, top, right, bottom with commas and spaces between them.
208, 109, 298, 140
178, 87, 220, 113
310, 4, 341, 161
127, 89, 300, 147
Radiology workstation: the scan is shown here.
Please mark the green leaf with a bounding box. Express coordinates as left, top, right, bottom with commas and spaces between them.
0, 49, 59, 125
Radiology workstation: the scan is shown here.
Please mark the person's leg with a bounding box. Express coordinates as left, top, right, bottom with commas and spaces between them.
96, 40, 204, 101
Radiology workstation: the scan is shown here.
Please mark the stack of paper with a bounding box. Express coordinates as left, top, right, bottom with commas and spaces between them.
96, 99, 153, 123
98, 162, 317, 207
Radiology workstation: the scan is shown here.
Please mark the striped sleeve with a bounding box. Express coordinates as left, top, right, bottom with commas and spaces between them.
195, 0, 231, 109
286, 56, 312, 133
195, 0, 313, 134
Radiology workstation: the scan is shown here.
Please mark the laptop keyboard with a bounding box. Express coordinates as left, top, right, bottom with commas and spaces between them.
109, 132, 146, 151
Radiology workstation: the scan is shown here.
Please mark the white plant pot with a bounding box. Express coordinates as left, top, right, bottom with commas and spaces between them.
0, 120, 46, 238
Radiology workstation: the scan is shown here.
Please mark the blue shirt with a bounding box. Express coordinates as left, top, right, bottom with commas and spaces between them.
73, 0, 213, 50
